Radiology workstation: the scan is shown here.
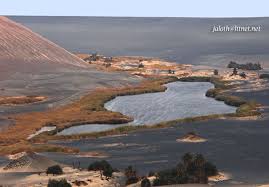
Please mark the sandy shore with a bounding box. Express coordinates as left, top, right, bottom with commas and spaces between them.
0, 166, 124, 187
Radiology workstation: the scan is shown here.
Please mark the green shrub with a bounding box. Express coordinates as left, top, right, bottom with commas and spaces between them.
205, 88, 221, 98
125, 166, 139, 185
46, 165, 63, 175
179, 76, 211, 82
236, 101, 260, 116
141, 177, 151, 187
47, 179, 71, 187
204, 162, 218, 176
88, 160, 113, 178
215, 94, 246, 107
153, 153, 217, 186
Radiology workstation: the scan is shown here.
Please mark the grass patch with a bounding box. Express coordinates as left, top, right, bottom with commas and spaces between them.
236, 101, 260, 117
0, 96, 46, 105
215, 94, 246, 107
0, 76, 177, 154
0, 75, 260, 154
33, 76, 260, 143
0, 141, 78, 155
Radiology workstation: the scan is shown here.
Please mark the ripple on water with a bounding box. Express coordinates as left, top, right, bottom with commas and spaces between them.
59, 82, 236, 135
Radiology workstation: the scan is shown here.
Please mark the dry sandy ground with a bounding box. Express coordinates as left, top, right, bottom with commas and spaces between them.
0, 167, 125, 187
76, 53, 192, 77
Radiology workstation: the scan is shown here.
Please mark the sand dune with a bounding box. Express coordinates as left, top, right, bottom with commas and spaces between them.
2, 152, 59, 172
0, 16, 87, 69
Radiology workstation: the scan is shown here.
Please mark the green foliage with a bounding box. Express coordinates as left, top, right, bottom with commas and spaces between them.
141, 177, 151, 187
236, 101, 260, 116
125, 165, 139, 185
179, 76, 211, 82
88, 160, 113, 178
228, 61, 262, 70
215, 94, 246, 107
205, 88, 221, 98
47, 179, 71, 187
153, 153, 218, 186
46, 165, 63, 175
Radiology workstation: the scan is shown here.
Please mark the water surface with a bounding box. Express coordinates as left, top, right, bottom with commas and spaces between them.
59, 82, 236, 135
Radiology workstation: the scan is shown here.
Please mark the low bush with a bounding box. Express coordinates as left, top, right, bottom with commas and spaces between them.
215, 94, 246, 107
88, 160, 113, 178
141, 177, 151, 187
179, 76, 211, 82
205, 88, 221, 98
125, 165, 139, 185
227, 61, 262, 70
47, 179, 71, 187
236, 101, 260, 116
46, 165, 63, 175
153, 153, 218, 186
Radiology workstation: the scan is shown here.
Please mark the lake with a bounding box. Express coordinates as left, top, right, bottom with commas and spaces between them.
58, 82, 236, 135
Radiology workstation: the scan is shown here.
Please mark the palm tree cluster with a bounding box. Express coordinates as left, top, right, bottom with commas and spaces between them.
153, 153, 218, 186
88, 160, 114, 180
125, 165, 139, 185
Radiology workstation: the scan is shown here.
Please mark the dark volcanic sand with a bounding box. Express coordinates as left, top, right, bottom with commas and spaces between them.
45, 86, 269, 186
0, 17, 140, 128
10, 16, 269, 69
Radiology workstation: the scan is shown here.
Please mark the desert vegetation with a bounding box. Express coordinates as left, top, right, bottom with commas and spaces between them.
227, 61, 262, 70
88, 160, 114, 180
0, 96, 46, 105
38, 76, 260, 142
47, 179, 71, 187
152, 153, 218, 186
125, 165, 139, 185
46, 165, 63, 175
141, 177, 152, 187
0, 75, 260, 155
0, 76, 177, 155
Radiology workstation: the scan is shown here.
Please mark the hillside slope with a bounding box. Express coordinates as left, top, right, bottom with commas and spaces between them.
0, 16, 87, 68
0, 16, 139, 116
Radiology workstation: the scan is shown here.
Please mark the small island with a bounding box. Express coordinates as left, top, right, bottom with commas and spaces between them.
177, 132, 207, 143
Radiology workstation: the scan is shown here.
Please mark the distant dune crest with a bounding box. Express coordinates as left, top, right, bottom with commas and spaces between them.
0, 16, 87, 68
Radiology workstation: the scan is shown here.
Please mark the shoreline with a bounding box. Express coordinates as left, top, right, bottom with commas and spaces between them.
0, 55, 262, 155
38, 76, 260, 143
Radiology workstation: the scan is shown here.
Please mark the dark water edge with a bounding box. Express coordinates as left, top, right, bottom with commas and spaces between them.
44, 88, 269, 186
58, 82, 235, 135
2, 16, 269, 185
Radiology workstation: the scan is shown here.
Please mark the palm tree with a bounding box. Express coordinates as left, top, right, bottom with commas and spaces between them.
182, 153, 193, 166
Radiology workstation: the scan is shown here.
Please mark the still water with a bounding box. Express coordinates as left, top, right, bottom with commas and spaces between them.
58, 82, 236, 135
